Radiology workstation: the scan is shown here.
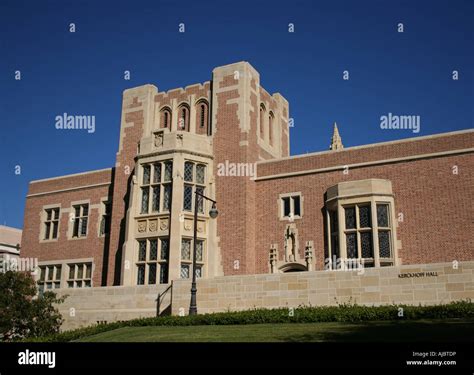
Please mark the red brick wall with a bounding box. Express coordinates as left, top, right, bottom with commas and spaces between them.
213, 72, 285, 275
21, 169, 113, 286
254, 133, 474, 274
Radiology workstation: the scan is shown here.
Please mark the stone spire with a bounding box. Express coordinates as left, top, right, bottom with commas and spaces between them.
329, 122, 344, 151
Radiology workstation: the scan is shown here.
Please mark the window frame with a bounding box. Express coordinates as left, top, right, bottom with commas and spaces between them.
41, 205, 60, 242
279, 192, 303, 221
139, 161, 173, 215
180, 237, 205, 279
70, 202, 90, 239
135, 237, 170, 285
182, 161, 206, 214
326, 197, 397, 269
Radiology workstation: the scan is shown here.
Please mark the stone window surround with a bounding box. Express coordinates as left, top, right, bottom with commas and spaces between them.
68, 199, 91, 240
67, 262, 93, 288
134, 237, 169, 285
182, 160, 207, 213
325, 179, 399, 268
278, 192, 304, 221
139, 160, 173, 215
39, 203, 62, 243
180, 236, 205, 279
36, 257, 94, 290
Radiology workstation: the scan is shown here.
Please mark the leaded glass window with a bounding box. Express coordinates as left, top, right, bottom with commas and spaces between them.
138, 240, 146, 261
160, 238, 169, 260
181, 239, 191, 260
159, 263, 168, 284
345, 207, 356, 229
137, 265, 145, 285
180, 264, 190, 279
152, 186, 160, 212
164, 162, 173, 181
196, 164, 205, 184
153, 163, 161, 183
141, 188, 149, 214
196, 240, 203, 262
196, 186, 204, 213
346, 233, 357, 258
148, 263, 157, 285
379, 231, 391, 258
143, 165, 151, 185
149, 239, 158, 261
183, 184, 193, 211
196, 265, 202, 278
163, 184, 171, 211
359, 205, 371, 228
184, 162, 194, 182
361, 232, 373, 258
377, 204, 389, 227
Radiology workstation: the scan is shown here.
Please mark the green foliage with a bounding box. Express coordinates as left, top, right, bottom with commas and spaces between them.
25, 299, 473, 342
0, 271, 66, 341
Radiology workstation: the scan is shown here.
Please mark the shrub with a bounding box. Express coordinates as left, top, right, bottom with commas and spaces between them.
23, 299, 473, 342
0, 271, 66, 341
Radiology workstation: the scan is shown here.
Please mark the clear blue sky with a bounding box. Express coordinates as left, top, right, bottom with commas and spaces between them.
0, 0, 472, 229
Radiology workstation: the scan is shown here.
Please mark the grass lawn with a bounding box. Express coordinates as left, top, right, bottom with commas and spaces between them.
75, 319, 474, 342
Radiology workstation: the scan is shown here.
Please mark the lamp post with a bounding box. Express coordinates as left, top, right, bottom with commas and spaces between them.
189, 190, 218, 315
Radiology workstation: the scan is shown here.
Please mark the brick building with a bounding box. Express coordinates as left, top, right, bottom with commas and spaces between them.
21, 61, 474, 294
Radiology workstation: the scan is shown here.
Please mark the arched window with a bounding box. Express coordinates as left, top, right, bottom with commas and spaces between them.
178, 104, 190, 131
259, 103, 266, 139
195, 100, 209, 135
160, 107, 172, 129
268, 111, 274, 146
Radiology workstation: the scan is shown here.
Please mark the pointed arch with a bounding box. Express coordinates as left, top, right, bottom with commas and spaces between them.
177, 103, 190, 132
159, 106, 172, 130
195, 98, 209, 135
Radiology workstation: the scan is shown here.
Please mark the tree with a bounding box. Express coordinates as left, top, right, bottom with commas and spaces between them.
0, 271, 66, 341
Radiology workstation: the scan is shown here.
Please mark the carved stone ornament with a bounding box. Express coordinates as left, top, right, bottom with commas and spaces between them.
159, 219, 169, 231
149, 220, 157, 232
154, 132, 164, 147
137, 221, 146, 233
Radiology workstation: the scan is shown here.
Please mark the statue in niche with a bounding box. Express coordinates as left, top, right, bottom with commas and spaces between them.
284, 224, 298, 262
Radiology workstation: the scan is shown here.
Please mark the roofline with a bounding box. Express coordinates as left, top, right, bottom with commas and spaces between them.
30, 168, 113, 184
257, 128, 474, 165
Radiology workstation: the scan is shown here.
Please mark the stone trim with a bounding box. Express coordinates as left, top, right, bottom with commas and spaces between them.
255, 148, 474, 181
257, 129, 474, 165
30, 168, 112, 184
27, 182, 110, 198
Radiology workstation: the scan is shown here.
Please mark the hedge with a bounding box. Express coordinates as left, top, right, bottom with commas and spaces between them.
21, 300, 473, 342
